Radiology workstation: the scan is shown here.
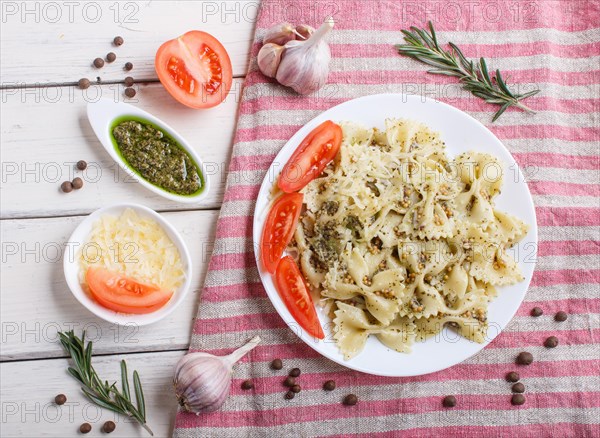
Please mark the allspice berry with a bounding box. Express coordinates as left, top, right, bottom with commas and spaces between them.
511, 394, 526, 406
506, 371, 520, 383
544, 336, 559, 348
78, 78, 90, 89
512, 382, 525, 393
124, 87, 136, 98
516, 351, 534, 365
113, 36, 124, 46
555, 311, 568, 322
79, 423, 92, 434
72, 177, 84, 190
124, 76, 134, 87
61, 181, 73, 193
76, 160, 87, 171
54, 394, 67, 405
241, 380, 253, 390
124, 62, 133, 71
93, 57, 104, 68
102, 421, 116, 433
106, 52, 117, 63
443, 395, 457, 407
343, 394, 358, 406
323, 380, 336, 391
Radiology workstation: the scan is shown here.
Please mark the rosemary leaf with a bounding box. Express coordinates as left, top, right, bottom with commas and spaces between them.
58, 331, 153, 436
396, 21, 540, 121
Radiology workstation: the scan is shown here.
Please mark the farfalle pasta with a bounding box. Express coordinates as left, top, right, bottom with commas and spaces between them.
289, 119, 528, 360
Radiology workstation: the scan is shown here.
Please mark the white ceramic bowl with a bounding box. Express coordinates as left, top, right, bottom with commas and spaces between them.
87, 99, 210, 203
63, 203, 192, 326
253, 94, 538, 376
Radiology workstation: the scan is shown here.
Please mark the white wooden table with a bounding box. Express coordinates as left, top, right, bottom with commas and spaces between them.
1, 2, 257, 436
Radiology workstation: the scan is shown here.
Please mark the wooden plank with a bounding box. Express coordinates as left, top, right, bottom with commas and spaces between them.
0, 350, 183, 437
0, 1, 258, 85
0, 79, 244, 219
1, 210, 220, 361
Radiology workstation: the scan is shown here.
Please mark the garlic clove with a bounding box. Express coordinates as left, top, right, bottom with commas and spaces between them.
295, 24, 315, 40
257, 43, 285, 78
263, 22, 297, 46
276, 17, 334, 95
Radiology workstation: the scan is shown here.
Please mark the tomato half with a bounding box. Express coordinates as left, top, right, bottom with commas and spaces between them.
275, 256, 324, 339
278, 120, 343, 193
86, 267, 174, 314
260, 192, 303, 274
155, 31, 233, 109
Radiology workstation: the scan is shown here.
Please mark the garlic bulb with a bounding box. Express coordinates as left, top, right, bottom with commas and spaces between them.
258, 43, 285, 78
263, 22, 298, 45
276, 17, 334, 95
173, 336, 261, 414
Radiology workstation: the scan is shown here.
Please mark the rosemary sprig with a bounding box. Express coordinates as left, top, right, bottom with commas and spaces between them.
396, 21, 540, 122
58, 331, 153, 436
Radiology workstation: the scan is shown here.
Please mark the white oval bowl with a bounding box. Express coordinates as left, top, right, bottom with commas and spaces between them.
87, 99, 210, 203
63, 203, 193, 326
253, 93, 538, 377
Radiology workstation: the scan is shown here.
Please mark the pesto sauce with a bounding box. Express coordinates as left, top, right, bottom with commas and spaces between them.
111, 118, 203, 196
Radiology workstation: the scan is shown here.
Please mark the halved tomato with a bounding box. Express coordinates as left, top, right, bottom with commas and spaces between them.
86, 267, 173, 314
261, 192, 303, 274
155, 30, 233, 109
278, 120, 343, 193
275, 256, 324, 339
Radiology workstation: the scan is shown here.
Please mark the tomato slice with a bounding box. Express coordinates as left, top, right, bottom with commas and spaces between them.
155, 31, 233, 109
278, 120, 343, 193
86, 267, 174, 314
261, 192, 303, 274
274, 256, 324, 339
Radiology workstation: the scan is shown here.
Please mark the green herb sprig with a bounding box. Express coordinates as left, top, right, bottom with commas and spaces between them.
58, 331, 153, 436
396, 22, 540, 122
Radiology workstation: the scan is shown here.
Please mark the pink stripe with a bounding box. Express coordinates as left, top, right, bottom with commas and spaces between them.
530, 269, 600, 287
347, 424, 600, 438
529, 181, 600, 197
222, 184, 260, 202
176, 391, 600, 429
537, 240, 600, 256
513, 153, 599, 170
536, 207, 600, 226
255, 0, 600, 32
236, 124, 599, 143
329, 41, 600, 59
518, 299, 600, 316
201, 282, 266, 303
215, 216, 253, 238
240, 79, 598, 115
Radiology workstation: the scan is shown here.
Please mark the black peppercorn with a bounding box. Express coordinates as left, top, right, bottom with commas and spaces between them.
93, 57, 104, 68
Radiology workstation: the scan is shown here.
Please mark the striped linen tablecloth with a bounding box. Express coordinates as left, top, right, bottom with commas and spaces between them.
174, 1, 600, 436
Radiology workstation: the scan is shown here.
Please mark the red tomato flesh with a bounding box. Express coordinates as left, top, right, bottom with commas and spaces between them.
275, 256, 324, 339
86, 267, 173, 314
155, 31, 232, 109
278, 120, 343, 193
261, 192, 303, 274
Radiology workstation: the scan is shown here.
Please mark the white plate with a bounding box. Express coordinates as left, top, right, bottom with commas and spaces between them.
87, 99, 210, 203
63, 203, 193, 326
253, 94, 538, 377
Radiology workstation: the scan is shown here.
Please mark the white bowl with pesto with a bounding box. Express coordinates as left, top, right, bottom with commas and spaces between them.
87, 99, 210, 203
